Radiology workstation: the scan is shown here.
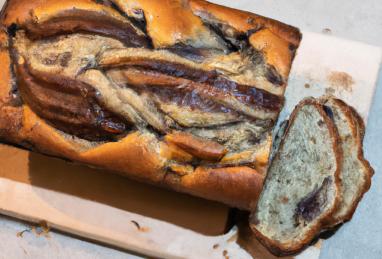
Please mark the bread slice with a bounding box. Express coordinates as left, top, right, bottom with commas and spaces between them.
321, 98, 374, 226
249, 98, 342, 256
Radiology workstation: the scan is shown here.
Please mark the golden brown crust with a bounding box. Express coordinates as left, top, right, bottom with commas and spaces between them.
248, 227, 314, 256
2, 0, 123, 27
160, 142, 194, 163
249, 29, 292, 80
188, 0, 301, 84
167, 166, 265, 210
165, 132, 227, 161
348, 142, 374, 221
112, 0, 216, 48
0, 0, 301, 210
0, 29, 11, 101
189, 0, 302, 46
15, 105, 267, 209
0, 73, 267, 210
0, 29, 23, 143
250, 98, 343, 256
3, 0, 150, 48
2, 0, 302, 86
323, 98, 374, 224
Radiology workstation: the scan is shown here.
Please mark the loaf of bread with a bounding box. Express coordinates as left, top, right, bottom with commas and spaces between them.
250, 97, 373, 256
0, 0, 301, 210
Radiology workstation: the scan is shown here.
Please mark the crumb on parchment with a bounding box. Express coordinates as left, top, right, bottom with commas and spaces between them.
17, 220, 51, 238
327, 71, 354, 93
322, 28, 332, 34
131, 220, 150, 233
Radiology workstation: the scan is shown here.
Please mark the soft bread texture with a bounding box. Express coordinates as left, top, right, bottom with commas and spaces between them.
250, 98, 342, 256
321, 98, 373, 226
250, 97, 374, 255
0, 0, 301, 210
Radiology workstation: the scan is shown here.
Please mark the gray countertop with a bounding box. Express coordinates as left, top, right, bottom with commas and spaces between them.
0, 0, 381, 258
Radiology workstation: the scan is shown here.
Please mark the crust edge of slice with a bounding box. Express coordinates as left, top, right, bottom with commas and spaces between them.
322, 97, 374, 226
248, 98, 343, 256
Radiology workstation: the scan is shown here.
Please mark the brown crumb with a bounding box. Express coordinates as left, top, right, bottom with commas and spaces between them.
213, 244, 219, 249
223, 250, 229, 259
16, 229, 30, 238
131, 220, 150, 233
327, 71, 354, 92
131, 220, 141, 230
303, 72, 315, 85
31, 220, 50, 238
322, 28, 332, 34
304, 83, 311, 89
314, 241, 323, 249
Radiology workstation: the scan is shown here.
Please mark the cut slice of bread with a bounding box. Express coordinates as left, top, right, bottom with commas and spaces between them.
321, 98, 374, 226
249, 98, 342, 256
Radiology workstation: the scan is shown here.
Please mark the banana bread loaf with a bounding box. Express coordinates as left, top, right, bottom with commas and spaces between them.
0, 0, 301, 210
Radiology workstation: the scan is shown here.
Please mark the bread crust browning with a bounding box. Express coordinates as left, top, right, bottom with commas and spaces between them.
0, 20, 253, 209
250, 98, 343, 256
189, 0, 301, 87
0, 0, 301, 210
321, 97, 374, 225
166, 166, 265, 210
347, 111, 374, 221
249, 29, 292, 80
189, 0, 302, 46
0, 29, 24, 144
2, 0, 126, 27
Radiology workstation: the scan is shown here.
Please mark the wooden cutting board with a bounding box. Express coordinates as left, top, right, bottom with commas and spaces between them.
0, 16, 380, 259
